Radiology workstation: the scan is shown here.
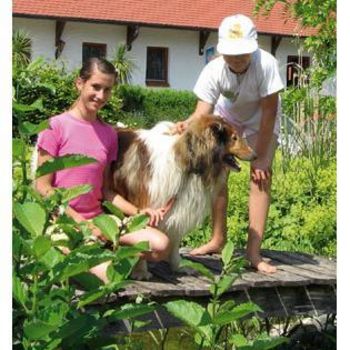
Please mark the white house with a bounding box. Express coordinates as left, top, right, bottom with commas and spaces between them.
13, 0, 314, 90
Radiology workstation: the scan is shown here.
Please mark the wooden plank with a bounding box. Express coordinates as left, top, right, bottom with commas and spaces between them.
262, 249, 336, 274
89, 249, 336, 312
182, 250, 315, 289
261, 250, 336, 277
239, 268, 308, 288
259, 253, 335, 284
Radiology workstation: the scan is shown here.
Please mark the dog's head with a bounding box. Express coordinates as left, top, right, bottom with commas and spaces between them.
175, 114, 256, 177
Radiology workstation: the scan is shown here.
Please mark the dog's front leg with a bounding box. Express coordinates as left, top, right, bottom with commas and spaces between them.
168, 236, 182, 272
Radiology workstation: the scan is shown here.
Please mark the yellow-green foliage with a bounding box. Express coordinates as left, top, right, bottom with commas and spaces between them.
184, 152, 336, 257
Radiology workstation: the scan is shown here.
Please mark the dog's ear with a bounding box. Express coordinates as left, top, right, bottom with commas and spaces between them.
210, 121, 228, 144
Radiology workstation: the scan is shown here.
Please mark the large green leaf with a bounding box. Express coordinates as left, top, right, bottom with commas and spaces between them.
115, 241, 150, 260
164, 300, 211, 329
77, 281, 128, 308
37, 300, 69, 328
23, 320, 57, 340
210, 274, 238, 297
18, 119, 49, 136
230, 334, 249, 347
13, 275, 28, 307
103, 201, 125, 219
179, 258, 215, 281
109, 256, 139, 282
35, 154, 97, 177
33, 235, 52, 258
221, 240, 234, 267
58, 184, 93, 203
38, 247, 65, 268
104, 303, 157, 320
236, 336, 288, 350
213, 302, 262, 326
13, 202, 46, 237
13, 98, 43, 114
92, 214, 119, 244
52, 314, 96, 340
73, 272, 104, 291
57, 261, 91, 281
126, 214, 149, 232
51, 246, 114, 282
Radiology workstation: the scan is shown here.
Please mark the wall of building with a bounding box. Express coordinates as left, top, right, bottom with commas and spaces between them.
13, 17, 309, 90
13, 18, 56, 61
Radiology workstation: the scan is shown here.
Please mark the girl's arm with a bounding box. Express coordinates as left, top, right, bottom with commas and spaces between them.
102, 164, 139, 216
35, 148, 87, 224
102, 164, 175, 226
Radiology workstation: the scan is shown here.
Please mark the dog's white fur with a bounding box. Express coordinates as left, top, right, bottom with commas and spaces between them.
111, 115, 256, 277
142, 122, 221, 270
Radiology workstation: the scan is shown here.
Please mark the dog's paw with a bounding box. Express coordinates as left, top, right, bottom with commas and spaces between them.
131, 260, 153, 281
131, 269, 153, 281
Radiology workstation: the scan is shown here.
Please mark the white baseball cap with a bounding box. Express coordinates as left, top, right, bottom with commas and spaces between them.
217, 14, 258, 55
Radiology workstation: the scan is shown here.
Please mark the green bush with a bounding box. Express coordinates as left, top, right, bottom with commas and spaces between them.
184, 152, 336, 258
117, 85, 197, 127
12, 58, 123, 136
13, 59, 77, 128
13, 62, 196, 133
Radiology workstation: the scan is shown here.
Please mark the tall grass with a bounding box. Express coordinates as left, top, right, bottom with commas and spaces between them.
280, 71, 336, 189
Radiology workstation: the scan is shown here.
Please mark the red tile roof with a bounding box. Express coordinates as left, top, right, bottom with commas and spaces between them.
13, 0, 315, 37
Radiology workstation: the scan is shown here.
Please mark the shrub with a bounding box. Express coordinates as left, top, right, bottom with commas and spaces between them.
184, 152, 336, 258
12, 58, 123, 137
13, 62, 196, 134
117, 85, 197, 127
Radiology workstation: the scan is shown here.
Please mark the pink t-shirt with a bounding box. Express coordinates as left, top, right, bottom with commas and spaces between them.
37, 113, 118, 219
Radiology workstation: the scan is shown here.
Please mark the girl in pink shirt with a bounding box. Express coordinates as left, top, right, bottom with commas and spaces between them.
35, 58, 172, 283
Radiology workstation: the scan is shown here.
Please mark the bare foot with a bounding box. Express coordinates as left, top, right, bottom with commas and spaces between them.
190, 241, 224, 256
248, 256, 277, 274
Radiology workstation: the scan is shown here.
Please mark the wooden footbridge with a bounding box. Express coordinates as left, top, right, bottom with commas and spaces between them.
99, 249, 336, 333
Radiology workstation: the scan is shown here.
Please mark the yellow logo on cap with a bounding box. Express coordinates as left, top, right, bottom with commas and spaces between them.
228, 23, 243, 39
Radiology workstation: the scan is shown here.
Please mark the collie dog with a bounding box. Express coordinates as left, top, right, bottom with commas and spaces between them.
110, 114, 256, 277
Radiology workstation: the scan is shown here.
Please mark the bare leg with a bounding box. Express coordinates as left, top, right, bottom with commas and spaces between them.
246, 177, 276, 273
190, 182, 228, 255
120, 227, 171, 262
246, 133, 278, 274
91, 227, 171, 283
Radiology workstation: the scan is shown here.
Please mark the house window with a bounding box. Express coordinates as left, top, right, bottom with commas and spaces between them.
146, 47, 169, 87
286, 55, 310, 87
82, 42, 107, 63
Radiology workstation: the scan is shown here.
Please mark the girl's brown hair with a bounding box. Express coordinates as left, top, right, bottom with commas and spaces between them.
79, 57, 117, 82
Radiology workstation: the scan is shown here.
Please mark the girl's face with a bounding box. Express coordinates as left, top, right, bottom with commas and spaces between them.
76, 68, 115, 115
223, 54, 251, 74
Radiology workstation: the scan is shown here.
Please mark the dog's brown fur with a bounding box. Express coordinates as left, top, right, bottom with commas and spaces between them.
109, 115, 256, 273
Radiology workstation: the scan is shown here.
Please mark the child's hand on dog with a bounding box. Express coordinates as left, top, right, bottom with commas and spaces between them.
169, 121, 188, 135
140, 197, 176, 227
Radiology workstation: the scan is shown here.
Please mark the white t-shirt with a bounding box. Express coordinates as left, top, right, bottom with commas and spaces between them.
193, 49, 284, 136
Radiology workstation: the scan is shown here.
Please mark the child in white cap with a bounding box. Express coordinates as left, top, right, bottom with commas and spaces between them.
174, 14, 284, 273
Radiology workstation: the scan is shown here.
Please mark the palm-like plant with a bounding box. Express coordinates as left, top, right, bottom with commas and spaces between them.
111, 44, 137, 85
13, 29, 32, 68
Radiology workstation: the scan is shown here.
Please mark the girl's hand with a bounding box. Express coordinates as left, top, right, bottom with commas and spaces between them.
169, 121, 188, 135
251, 159, 272, 191
140, 208, 163, 227
140, 197, 176, 227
